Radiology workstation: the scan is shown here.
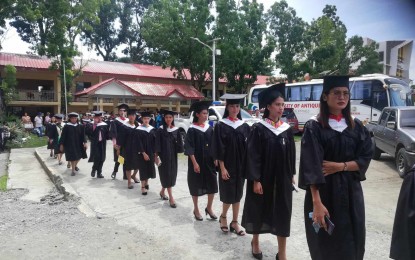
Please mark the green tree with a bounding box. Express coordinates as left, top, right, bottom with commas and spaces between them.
214, 0, 274, 93
120, 0, 154, 63
141, 0, 213, 89
11, 0, 101, 112
0, 0, 16, 50
0, 65, 18, 117
267, 0, 309, 81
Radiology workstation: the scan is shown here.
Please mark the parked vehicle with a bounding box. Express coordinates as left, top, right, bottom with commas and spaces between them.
366, 107, 415, 177
281, 108, 299, 134
175, 105, 260, 142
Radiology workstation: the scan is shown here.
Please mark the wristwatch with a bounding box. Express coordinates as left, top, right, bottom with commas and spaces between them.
343, 162, 348, 171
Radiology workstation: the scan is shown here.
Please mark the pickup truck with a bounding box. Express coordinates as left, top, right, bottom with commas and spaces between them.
175, 105, 260, 142
366, 107, 415, 177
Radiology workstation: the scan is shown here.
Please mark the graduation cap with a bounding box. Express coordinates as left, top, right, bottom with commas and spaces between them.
68, 112, 79, 118
92, 111, 104, 117
140, 111, 152, 118
54, 114, 64, 119
220, 93, 247, 104
323, 75, 350, 93
189, 101, 212, 113
160, 109, 178, 116
258, 83, 285, 109
117, 103, 129, 110
127, 109, 137, 116
82, 118, 92, 123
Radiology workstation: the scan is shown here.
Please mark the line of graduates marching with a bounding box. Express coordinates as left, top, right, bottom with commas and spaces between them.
42, 75, 414, 260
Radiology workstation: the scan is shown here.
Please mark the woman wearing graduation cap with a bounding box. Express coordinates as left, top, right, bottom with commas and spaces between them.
298, 76, 373, 260
136, 111, 157, 195
109, 103, 129, 180
155, 109, 184, 208
85, 111, 110, 179
241, 83, 296, 260
45, 115, 57, 158
120, 109, 141, 189
184, 101, 218, 221
211, 94, 250, 235
59, 112, 88, 176
48, 114, 65, 163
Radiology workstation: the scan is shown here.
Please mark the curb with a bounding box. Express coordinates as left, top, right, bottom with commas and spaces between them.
34, 149, 97, 218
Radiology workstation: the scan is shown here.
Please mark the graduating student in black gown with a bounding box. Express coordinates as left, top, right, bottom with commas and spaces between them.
136, 111, 157, 195
59, 112, 88, 176
184, 101, 218, 221
155, 109, 184, 208
85, 111, 109, 179
109, 103, 129, 180
390, 164, 415, 260
299, 76, 373, 260
120, 109, 141, 189
50, 114, 65, 165
45, 116, 57, 158
211, 94, 250, 236
242, 84, 296, 260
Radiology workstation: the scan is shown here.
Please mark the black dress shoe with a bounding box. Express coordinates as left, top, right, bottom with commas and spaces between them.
75, 167, 79, 171
91, 170, 96, 177
251, 241, 263, 260
145, 184, 149, 190
194, 211, 203, 221
97, 173, 104, 178
170, 203, 177, 208
111, 172, 116, 179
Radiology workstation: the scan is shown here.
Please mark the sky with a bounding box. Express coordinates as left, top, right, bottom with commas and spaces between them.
1, 0, 415, 80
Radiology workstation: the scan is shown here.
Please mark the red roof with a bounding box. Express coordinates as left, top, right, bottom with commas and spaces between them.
0, 52, 269, 84
75, 78, 203, 99
254, 75, 269, 85
0, 52, 52, 70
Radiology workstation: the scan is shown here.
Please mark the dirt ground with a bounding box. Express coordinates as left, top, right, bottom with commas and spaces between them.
0, 144, 405, 260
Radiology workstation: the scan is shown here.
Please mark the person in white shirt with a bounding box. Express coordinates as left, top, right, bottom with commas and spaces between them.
34, 112, 43, 137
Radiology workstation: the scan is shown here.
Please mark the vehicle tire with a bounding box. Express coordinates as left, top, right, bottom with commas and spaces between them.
396, 148, 410, 178
371, 137, 382, 160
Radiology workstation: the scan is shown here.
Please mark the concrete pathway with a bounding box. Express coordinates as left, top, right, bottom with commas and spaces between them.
7, 148, 54, 202
35, 142, 310, 260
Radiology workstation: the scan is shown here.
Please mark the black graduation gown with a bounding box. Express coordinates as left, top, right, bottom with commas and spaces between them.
45, 123, 56, 149
210, 119, 250, 204
298, 118, 373, 260
59, 123, 87, 161
184, 124, 218, 197
109, 117, 128, 162
137, 125, 157, 181
242, 121, 296, 237
120, 122, 140, 171
155, 126, 184, 188
390, 165, 415, 260
85, 122, 109, 164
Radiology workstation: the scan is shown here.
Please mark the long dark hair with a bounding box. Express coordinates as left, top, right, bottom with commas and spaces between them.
192, 108, 208, 123
223, 103, 242, 120
318, 90, 355, 129
263, 92, 285, 119
162, 114, 175, 132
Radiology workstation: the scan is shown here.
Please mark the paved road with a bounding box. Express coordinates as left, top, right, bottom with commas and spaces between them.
35, 141, 403, 259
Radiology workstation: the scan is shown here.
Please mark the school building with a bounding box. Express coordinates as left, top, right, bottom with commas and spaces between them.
0, 52, 268, 116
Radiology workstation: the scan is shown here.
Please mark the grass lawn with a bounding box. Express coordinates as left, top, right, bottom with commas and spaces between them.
0, 175, 7, 191
7, 134, 48, 149
294, 135, 302, 142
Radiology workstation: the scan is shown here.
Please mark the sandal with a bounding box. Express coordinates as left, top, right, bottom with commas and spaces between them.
219, 215, 229, 233
159, 193, 169, 200
75, 167, 79, 171
133, 178, 140, 183
67, 163, 70, 169
128, 185, 134, 189
229, 221, 245, 236
71, 171, 76, 176
141, 187, 148, 195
